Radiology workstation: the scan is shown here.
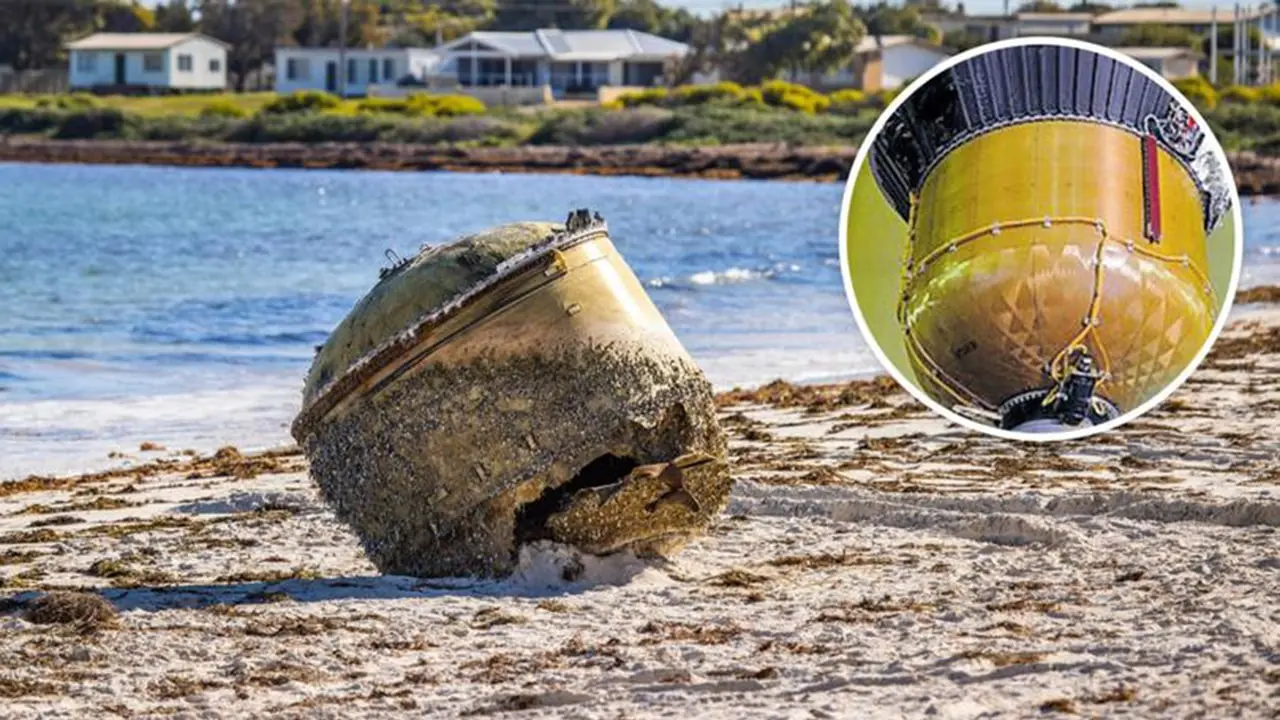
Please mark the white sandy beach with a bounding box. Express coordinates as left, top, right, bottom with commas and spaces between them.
0, 306, 1277, 719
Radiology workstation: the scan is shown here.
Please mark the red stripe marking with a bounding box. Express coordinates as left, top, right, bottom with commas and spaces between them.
1143, 134, 1162, 243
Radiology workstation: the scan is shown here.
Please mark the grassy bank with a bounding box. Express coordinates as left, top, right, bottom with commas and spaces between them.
0, 84, 883, 149
3, 81, 1280, 155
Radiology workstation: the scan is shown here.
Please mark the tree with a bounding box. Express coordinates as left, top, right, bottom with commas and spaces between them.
100, 1, 156, 32
607, 0, 699, 42
665, 14, 727, 85
857, 2, 935, 40
1120, 24, 1200, 49
490, 0, 616, 31
290, 0, 383, 48
198, 0, 305, 90
1016, 1, 1064, 11
393, 7, 486, 46
733, 0, 865, 84
1065, 2, 1113, 13
154, 0, 196, 31
941, 28, 989, 52
0, 0, 98, 70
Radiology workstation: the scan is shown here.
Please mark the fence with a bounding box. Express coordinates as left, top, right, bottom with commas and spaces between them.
0, 68, 68, 94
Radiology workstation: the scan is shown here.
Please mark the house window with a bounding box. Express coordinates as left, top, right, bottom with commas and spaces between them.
286, 58, 309, 80
368, 58, 378, 84
143, 53, 163, 73
210, 58, 221, 73
177, 54, 193, 72
383, 58, 394, 81
347, 58, 357, 84
75, 52, 96, 72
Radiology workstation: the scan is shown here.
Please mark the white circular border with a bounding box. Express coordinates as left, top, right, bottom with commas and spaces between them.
837, 36, 1245, 443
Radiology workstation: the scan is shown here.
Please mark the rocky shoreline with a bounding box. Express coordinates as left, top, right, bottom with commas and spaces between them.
3, 137, 1280, 190
0, 137, 857, 182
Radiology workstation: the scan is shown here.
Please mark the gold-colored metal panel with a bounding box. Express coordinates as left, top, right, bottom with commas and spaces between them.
903, 121, 1215, 414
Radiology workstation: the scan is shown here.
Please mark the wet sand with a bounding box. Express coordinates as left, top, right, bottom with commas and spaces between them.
0, 305, 1277, 718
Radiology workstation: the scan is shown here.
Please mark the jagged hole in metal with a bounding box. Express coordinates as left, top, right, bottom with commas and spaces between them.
514, 453, 641, 545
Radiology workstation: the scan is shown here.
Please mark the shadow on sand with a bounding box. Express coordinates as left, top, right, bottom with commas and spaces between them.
6, 545, 658, 614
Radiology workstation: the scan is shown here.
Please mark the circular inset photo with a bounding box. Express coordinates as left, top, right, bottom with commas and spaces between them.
840, 38, 1242, 441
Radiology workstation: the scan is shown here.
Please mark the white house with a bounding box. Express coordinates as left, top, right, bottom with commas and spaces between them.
1012, 12, 1093, 36
67, 33, 228, 91
430, 29, 689, 96
273, 47, 441, 96
787, 35, 952, 92
1117, 47, 1204, 80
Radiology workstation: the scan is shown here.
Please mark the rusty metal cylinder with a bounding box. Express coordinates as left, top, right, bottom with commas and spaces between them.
291, 211, 730, 578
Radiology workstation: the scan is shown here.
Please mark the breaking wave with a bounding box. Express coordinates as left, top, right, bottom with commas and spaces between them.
646, 263, 802, 289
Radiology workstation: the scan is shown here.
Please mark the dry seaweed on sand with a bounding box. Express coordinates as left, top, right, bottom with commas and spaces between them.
22, 591, 119, 632
715, 377, 907, 412
1235, 284, 1280, 304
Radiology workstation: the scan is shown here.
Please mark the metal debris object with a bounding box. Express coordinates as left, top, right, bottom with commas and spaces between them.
291, 210, 731, 578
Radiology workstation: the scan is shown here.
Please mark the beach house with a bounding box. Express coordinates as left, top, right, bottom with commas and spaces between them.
1091, 7, 1255, 41
67, 33, 228, 92
1117, 47, 1205, 80
786, 35, 953, 93
273, 46, 442, 96
428, 29, 689, 97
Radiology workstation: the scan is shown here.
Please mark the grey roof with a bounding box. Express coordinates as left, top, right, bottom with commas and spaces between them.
451, 29, 688, 60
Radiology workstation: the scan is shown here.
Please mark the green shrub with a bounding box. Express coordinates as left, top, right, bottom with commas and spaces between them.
420, 93, 486, 117
380, 116, 524, 145
664, 105, 872, 145
671, 81, 748, 106
1219, 85, 1261, 104
34, 93, 103, 111
760, 80, 830, 114
135, 115, 244, 141
199, 99, 249, 118
1203, 103, 1280, 147
527, 108, 677, 145
222, 111, 510, 144
827, 88, 868, 114
52, 108, 135, 139
1259, 83, 1280, 106
615, 87, 669, 108
356, 97, 414, 115
357, 93, 486, 117
738, 88, 765, 108
228, 112, 389, 142
1250, 131, 1280, 155
1171, 76, 1217, 110
260, 90, 342, 114
0, 107, 62, 134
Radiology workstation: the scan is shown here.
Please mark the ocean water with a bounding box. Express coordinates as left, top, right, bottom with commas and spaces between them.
2, 163, 1278, 480
0, 163, 862, 478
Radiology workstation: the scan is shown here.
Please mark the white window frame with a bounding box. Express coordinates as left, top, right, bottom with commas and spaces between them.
210, 58, 221, 73
143, 52, 164, 73
177, 53, 193, 72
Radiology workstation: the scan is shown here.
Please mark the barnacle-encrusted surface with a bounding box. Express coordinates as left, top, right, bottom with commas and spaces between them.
303, 222, 558, 405
294, 215, 730, 578
302, 341, 728, 578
